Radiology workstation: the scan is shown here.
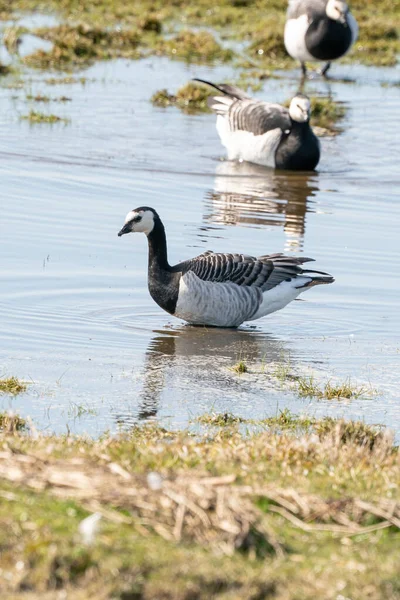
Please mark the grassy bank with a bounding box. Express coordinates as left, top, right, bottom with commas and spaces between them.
0, 0, 398, 71
1, 411, 400, 599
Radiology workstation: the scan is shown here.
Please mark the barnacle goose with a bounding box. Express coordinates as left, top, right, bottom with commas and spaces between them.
195, 79, 320, 171
118, 207, 334, 328
284, 0, 358, 76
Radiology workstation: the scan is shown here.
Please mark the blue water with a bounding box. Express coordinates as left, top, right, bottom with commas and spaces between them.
1, 55, 399, 435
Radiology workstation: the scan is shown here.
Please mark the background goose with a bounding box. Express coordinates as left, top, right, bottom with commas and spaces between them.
118, 207, 334, 328
284, 0, 358, 76
194, 79, 320, 171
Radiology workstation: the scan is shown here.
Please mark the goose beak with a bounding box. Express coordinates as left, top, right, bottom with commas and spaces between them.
118, 223, 130, 237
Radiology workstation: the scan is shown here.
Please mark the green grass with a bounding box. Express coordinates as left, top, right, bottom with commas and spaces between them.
310, 96, 347, 132
152, 30, 233, 64
152, 82, 212, 113
23, 23, 142, 69
21, 110, 69, 124
0, 376, 27, 395
1, 0, 396, 72
297, 375, 368, 400
0, 415, 399, 598
230, 359, 248, 374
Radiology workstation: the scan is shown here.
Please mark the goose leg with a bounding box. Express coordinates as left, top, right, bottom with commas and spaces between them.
321, 62, 331, 77
301, 62, 307, 76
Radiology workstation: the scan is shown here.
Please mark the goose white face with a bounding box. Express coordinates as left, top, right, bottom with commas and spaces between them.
326, 0, 348, 23
118, 208, 155, 237
289, 95, 311, 123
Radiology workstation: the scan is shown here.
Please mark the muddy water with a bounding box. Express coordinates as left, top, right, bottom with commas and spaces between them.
0, 55, 399, 435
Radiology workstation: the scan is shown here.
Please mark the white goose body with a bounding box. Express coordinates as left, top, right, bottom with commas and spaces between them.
175, 270, 310, 327
216, 114, 283, 168
284, 0, 358, 76
118, 208, 334, 328
195, 79, 320, 171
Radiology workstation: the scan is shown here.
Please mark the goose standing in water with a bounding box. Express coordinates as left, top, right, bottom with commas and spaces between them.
118, 207, 334, 328
284, 0, 358, 76
194, 79, 320, 171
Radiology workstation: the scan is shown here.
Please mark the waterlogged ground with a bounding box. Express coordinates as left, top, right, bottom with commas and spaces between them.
1, 42, 399, 434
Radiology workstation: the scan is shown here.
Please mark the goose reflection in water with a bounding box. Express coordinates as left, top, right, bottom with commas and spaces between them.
114, 325, 291, 426
204, 161, 319, 251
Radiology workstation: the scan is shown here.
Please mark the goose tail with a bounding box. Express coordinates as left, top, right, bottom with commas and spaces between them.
193, 78, 250, 115
300, 269, 335, 288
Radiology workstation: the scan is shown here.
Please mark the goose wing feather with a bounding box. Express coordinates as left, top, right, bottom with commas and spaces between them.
227, 100, 291, 136
194, 78, 291, 135
176, 252, 316, 292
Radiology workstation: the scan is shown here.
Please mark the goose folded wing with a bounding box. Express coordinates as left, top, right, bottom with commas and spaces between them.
228, 100, 291, 136
179, 252, 315, 292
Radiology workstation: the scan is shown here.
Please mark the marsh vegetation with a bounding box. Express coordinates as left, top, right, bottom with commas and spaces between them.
0, 412, 399, 599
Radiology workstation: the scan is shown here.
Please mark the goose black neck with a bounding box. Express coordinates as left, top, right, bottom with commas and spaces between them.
147, 217, 170, 271
291, 120, 310, 135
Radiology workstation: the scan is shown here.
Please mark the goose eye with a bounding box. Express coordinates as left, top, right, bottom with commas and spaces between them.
132, 215, 142, 223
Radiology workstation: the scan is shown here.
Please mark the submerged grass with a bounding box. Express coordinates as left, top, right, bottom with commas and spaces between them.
26, 93, 71, 102
230, 359, 248, 374
196, 412, 245, 426
21, 110, 69, 123
268, 361, 372, 401
297, 375, 368, 400
0, 376, 27, 395
44, 76, 88, 85
0, 414, 399, 598
0, 61, 11, 75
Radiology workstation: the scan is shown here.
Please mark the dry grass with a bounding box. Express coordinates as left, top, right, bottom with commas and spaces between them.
0, 414, 399, 598
0, 412, 27, 432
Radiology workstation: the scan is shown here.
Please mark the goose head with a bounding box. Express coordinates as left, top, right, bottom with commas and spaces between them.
326, 0, 349, 24
289, 94, 311, 124
118, 207, 158, 237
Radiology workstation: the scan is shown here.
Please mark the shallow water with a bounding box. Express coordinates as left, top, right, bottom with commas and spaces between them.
0, 54, 399, 435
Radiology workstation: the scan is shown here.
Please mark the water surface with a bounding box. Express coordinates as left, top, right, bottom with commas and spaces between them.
1, 56, 399, 434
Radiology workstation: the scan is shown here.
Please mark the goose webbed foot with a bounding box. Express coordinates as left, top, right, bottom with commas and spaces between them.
320, 62, 331, 77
